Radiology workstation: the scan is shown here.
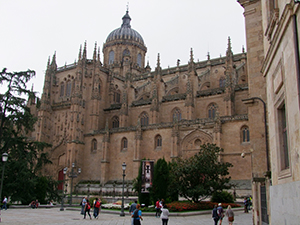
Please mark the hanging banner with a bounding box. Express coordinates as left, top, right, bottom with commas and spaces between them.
141, 160, 154, 193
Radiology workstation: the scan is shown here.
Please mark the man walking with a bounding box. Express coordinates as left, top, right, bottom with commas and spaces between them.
1, 196, 7, 210
129, 200, 137, 225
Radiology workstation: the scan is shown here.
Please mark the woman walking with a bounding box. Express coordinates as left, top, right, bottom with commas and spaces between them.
83, 199, 92, 219
225, 205, 234, 225
160, 204, 170, 225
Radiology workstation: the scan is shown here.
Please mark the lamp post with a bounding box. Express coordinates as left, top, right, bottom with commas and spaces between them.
120, 162, 126, 217
242, 97, 270, 172
66, 163, 81, 206
60, 167, 68, 211
0, 153, 8, 202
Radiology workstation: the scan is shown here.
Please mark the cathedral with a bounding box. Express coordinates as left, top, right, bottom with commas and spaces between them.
30, 10, 263, 196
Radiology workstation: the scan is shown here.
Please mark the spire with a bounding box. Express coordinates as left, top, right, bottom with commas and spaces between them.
97, 46, 101, 62
50, 51, 57, 70
93, 42, 97, 61
121, 6, 131, 28
156, 53, 160, 68
47, 56, 50, 69
190, 48, 194, 63
78, 44, 82, 61
83, 41, 87, 59
226, 36, 233, 58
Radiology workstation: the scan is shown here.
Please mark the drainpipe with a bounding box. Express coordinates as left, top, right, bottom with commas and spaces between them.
293, 14, 300, 111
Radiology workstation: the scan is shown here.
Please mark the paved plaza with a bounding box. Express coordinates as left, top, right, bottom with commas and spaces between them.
1, 207, 253, 225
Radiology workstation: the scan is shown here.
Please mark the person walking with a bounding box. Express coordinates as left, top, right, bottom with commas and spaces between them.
160, 204, 169, 225
225, 205, 234, 225
80, 197, 87, 215
212, 205, 219, 225
131, 204, 143, 225
243, 197, 249, 213
129, 200, 137, 225
1, 196, 7, 210
83, 199, 92, 219
155, 199, 162, 218
93, 198, 101, 219
217, 203, 224, 225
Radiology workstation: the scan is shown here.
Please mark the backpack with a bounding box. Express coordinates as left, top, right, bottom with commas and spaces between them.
133, 209, 139, 218
95, 201, 100, 208
87, 203, 91, 210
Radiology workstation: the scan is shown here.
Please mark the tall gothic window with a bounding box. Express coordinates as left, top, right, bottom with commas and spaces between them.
112, 116, 119, 128
66, 81, 72, 97
114, 91, 121, 103
140, 112, 149, 126
91, 139, 97, 152
137, 53, 142, 67
109, 50, 114, 65
172, 108, 182, 122
278, 104, 289, 170
121, 137, 128, 151
241, 126, 250, 143
208, 103, 217, 119
60, 82, 65, 97
155, 135, 162, 149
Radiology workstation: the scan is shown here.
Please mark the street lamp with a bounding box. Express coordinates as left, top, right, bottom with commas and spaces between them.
242, 97, 270, 172
120, 162, 126, 217
0, 153, 8, 202
66, 163, 81, 206
60, 167, 68, 211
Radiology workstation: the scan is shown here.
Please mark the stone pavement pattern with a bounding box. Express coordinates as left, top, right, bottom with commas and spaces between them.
1, 208, 253, 224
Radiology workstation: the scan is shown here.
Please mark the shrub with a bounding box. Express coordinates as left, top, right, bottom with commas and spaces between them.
211, 191, 234, 203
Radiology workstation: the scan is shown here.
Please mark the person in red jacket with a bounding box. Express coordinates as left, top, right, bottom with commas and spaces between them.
155, 199, 162, 218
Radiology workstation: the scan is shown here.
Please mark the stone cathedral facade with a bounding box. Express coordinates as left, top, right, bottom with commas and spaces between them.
29, 10, 265, 195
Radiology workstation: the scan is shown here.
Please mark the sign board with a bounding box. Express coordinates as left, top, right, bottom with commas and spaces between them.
141, 160, 154, 193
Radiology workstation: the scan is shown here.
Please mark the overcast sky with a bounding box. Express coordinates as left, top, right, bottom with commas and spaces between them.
0, 0, 245, 97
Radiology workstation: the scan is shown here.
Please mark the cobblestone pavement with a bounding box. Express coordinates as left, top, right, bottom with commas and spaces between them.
1, 208, 253, 225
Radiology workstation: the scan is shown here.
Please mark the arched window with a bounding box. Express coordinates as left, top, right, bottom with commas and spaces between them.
208, 103, 217, 119
91, 139, 97, 152
114, 91, 121, 103
109, 50, 114, 65
60, 82, 65, 97
241, 126, 250, 143
121, 137, 128, 151
137, 53, 142, 67
140, 112, 149, 126
219, 77, 226, 87
112, 116, 119, 128
155, 135, 162, 148
172, 108, 182, 122
66, 81, 72, 97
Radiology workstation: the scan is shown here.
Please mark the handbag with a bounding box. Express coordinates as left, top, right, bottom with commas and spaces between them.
228, 216, 234, 222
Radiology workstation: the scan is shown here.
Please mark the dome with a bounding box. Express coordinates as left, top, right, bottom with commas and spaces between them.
105, 11, 145, 45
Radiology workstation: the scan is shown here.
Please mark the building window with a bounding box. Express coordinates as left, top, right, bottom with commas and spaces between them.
140, 112, 149, 126
114, 92, 121, 103
137, 53, 142, 67
109, 50, 114, 65
66, 81, 72, 97
208, 103, 217, 119
123, 49, 130, 56
155, 135, 162, 148
91, 139, 97, 152
60, 83, 65, 97
121, 137, 128, 151
241, 126, 250, 143
112, 116, 119, 128
172, 108, 182, 122
278, 104, 289, 170
219, 77, 226, 88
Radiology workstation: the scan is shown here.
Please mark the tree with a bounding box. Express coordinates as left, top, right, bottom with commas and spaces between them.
170, 143, 233, 203
0, 68, 59, 204
151, 158, 169, 203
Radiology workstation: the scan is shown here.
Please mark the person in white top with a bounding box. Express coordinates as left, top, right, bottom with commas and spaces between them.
160, 204, 170, 225
2, 196, 7, 210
